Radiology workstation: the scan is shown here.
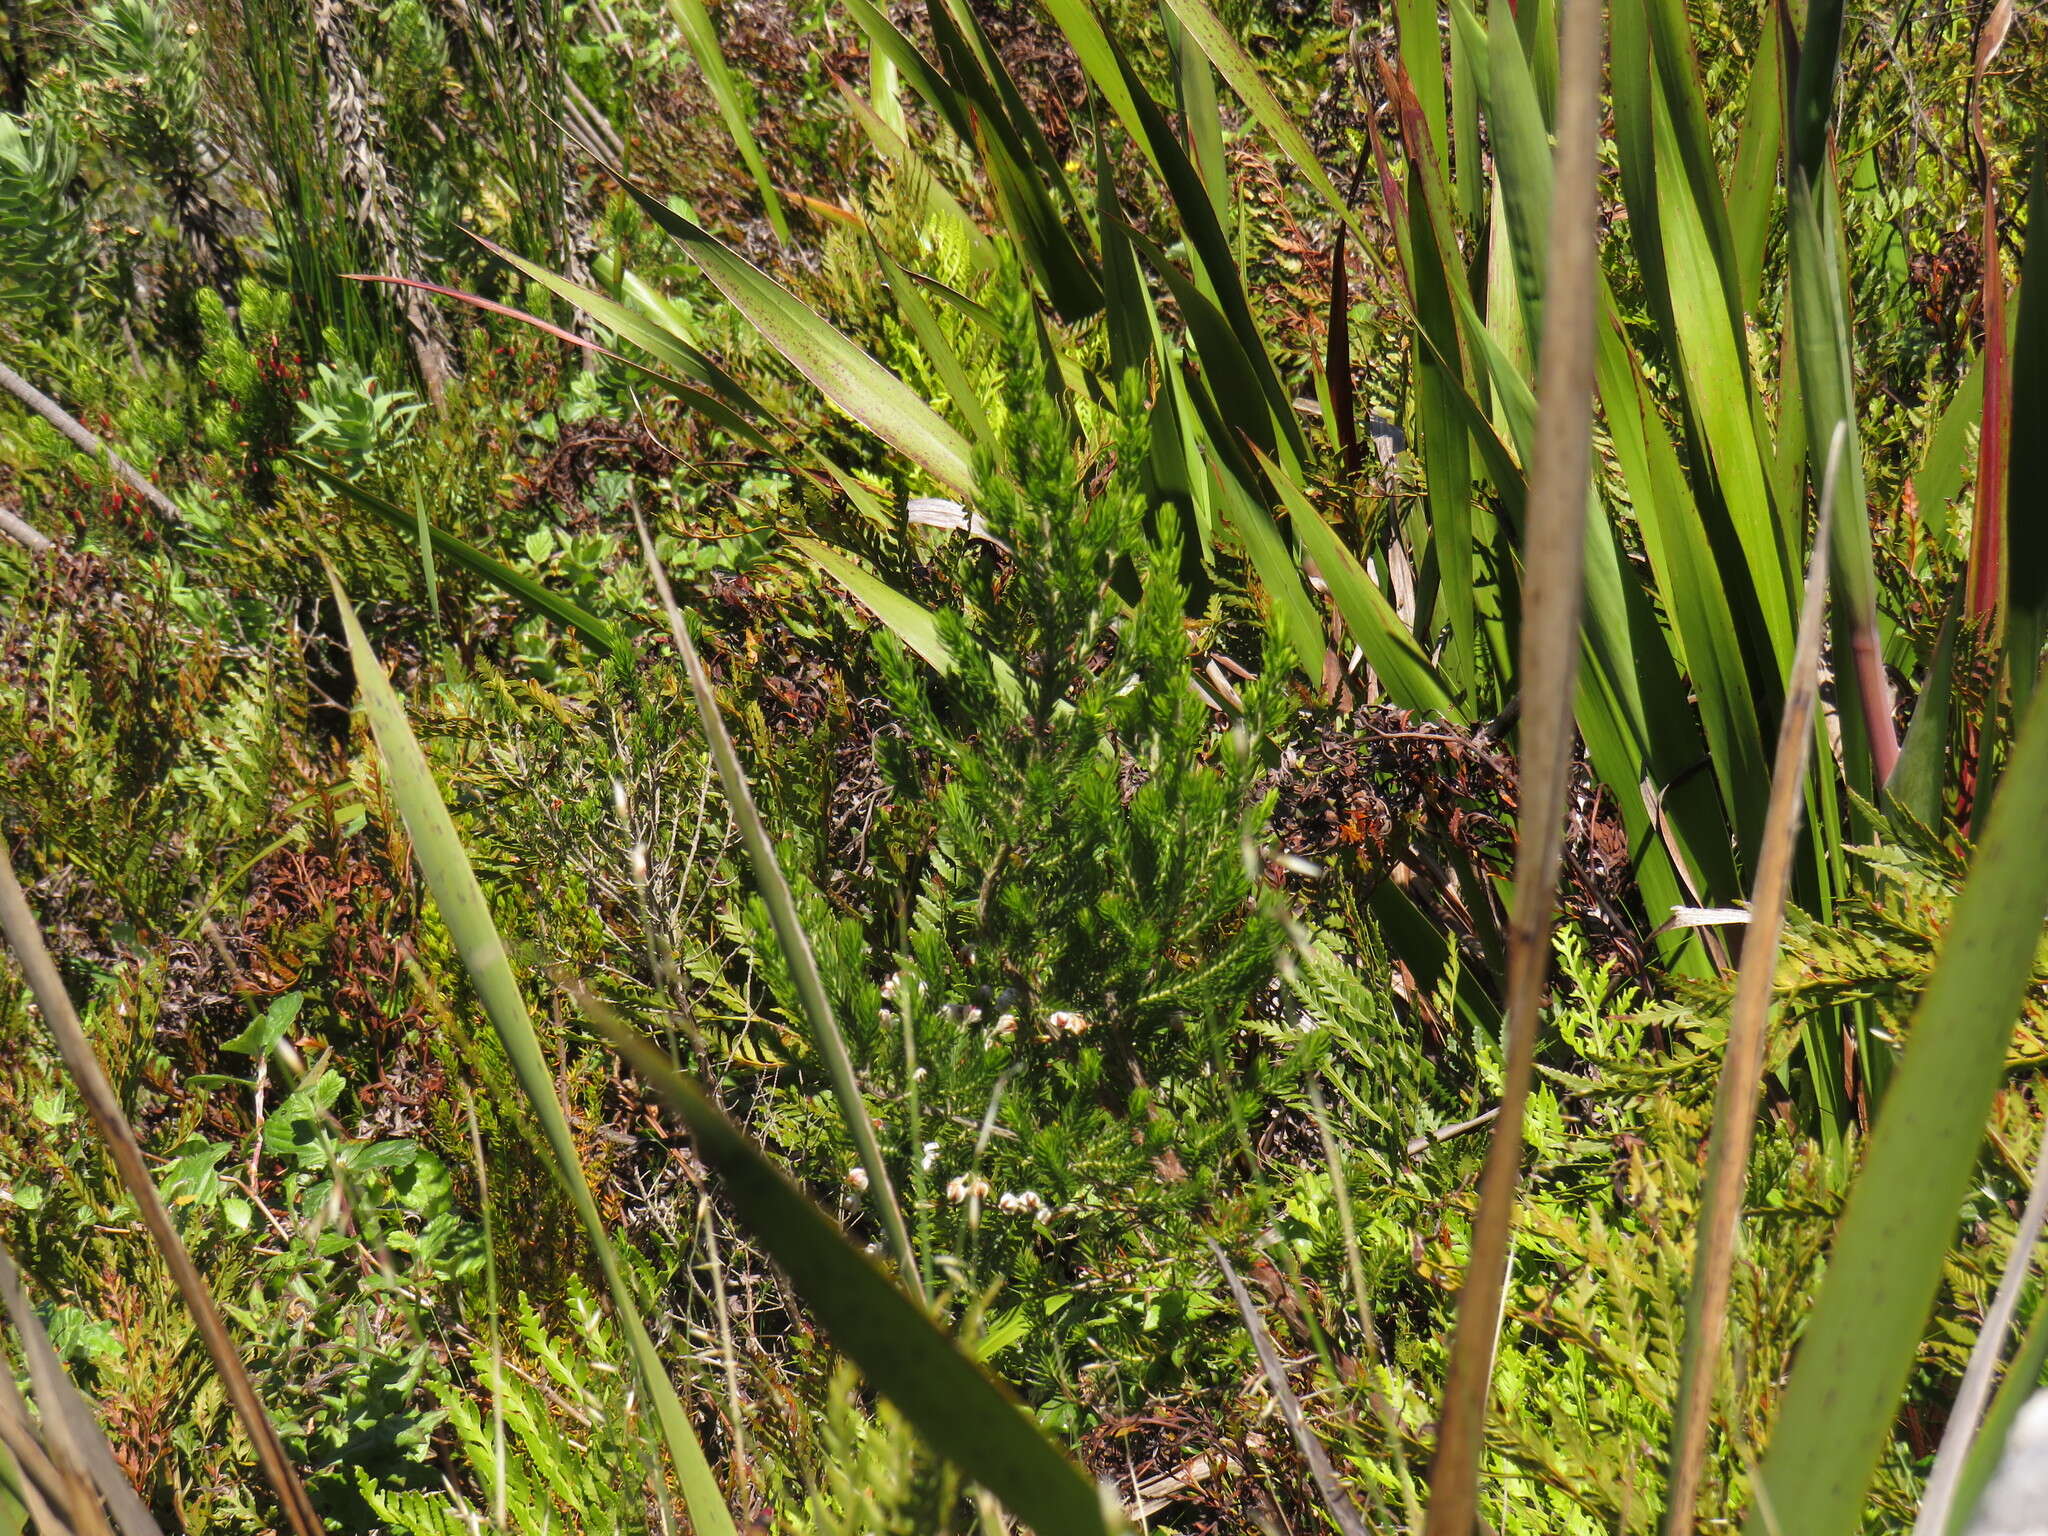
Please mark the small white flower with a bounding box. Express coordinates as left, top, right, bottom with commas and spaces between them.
845, 1166, 870, 1192
997, 1190, 1045, 1216
921, 1141, 941, 1171
881, 971, 902, 1001
945, 1175, 991, 1204
913, 1066, 928, 1082
965, 1005, 984, 1025
1046, 1009, 1090, 1037
991, 1013, 1018, 1039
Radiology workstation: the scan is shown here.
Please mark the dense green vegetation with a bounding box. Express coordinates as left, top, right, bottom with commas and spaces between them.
1, 0, 2045, 1529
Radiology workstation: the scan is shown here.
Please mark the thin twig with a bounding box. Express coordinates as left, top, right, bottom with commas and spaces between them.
1405, 1108, 1502, 1159
0, 504, 55, 553
1421, 0, 1605, 1522
0, 361, 184, 529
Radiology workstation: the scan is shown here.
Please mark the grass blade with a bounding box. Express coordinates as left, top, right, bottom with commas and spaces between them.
635, 512, 922, 1286
353, 268, 896, 524
1742, 632, 2048, 1536
0, 844, 324, 1536
664, 0, 790, 242
599, 1025, 1119, 1536
326, 571, 737, 1536
292, 458, 618, 651
1421, 0, 1603, 1523
1212, 1243, 1370, 1536
1663, 425, 1842, 1534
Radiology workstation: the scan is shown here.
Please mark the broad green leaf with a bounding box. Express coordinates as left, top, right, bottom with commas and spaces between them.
1122, 223, 1296, 471
830, 75, 993, 266
1102, 47, 1305, 463
387, 260, 898, 525
1788, 170, 1894, 787
1746, 677, 2048, 1536
794, 537, 1028, 710
1365, 879, 1502, 1041
1885, 598, 1959, 831
838, 0, 973, 142
874, 245, 997, 450
328, 574, 737, 1536
1632, 0, 1744, 325
1157, 0, 1353, 224
1163, 5, 1229, 237
922, 0, 1104, 321
1202, 446, 1327, 681
1035, 0, 1153, 170
601, 1027, 1119, 1536
793, 536, 959, 677
1725, 15, 1783, 316
1911, 345, 1987, 551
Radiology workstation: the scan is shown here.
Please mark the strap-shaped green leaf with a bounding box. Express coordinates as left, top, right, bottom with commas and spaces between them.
1250, 445, 1465, 721
1746, 677, 2048, 1535
328, 573, 737, 1536
600, 164, 978, 496
664, 0, 788, 242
